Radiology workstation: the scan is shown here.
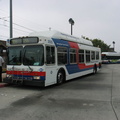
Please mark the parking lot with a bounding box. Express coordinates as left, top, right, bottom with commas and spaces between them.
0, 64, 120, 120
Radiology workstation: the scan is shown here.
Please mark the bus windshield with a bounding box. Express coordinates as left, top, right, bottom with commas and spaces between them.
7, 45, 44, 66
23, 45, 44, 66
8, 46, 23, 65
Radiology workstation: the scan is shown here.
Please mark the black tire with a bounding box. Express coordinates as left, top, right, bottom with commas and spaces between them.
99, 63, 102, 68
57, 70, 65, 85
93, 65, 97, 74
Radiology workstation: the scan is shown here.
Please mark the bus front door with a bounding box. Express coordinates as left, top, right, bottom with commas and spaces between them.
45, 46, 57, 86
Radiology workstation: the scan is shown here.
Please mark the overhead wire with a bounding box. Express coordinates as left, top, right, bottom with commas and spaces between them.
0, 18, 31, 40
0, 8, 50, 32
0, 35, 8, 39
0, 23, 30, 33
0, 17, 36, 32
0, 8, 55, 39
13, 15, 49, 31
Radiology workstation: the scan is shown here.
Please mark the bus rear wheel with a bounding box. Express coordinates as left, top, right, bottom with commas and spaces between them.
57, 70, 65, 85
93, 65, 97, 74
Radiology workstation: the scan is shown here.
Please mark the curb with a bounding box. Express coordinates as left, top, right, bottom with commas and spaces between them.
0, 83, 9, 88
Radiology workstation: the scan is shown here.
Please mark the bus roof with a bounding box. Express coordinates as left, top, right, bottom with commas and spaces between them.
102, 52, 120, 56
29, 30, 93, 46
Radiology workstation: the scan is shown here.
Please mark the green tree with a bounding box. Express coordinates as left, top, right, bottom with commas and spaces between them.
82, 36, 110, 52
91, 39, 110, 52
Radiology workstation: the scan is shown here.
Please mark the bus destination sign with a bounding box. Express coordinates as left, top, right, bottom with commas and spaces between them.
10, 37, 38, 45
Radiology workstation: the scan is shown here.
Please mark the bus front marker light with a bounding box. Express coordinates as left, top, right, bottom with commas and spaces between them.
7, 74, 12, 78
33, 76, 40, 80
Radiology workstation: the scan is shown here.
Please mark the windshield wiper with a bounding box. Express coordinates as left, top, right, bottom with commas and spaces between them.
28, 65, 33, 72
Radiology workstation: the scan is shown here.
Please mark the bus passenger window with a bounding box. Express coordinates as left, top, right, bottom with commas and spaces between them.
57, 47, 67, 65
70, 48, 76, 64
79, 49, 84, 63
91, 51, 95, 60
51, 47, 55, 63
96, 51, 99, 60
86, 50, 90, 62
46, 46, 55, 64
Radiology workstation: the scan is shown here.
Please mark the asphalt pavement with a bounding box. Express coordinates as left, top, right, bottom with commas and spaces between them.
1, 64, 120, 120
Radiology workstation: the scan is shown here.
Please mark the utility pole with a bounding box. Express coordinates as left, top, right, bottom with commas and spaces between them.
10, 0, 13, 38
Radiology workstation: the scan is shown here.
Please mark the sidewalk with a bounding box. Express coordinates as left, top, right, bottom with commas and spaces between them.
0, 73, 8, 88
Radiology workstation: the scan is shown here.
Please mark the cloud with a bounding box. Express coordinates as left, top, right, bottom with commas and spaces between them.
0, 0, 120, 51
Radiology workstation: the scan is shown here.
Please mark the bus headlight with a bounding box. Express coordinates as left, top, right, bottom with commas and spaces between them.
33, 76, 40, 80
7, 74, 12, 78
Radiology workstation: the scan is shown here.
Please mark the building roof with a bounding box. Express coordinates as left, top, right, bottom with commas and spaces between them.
0, 40, 6, 49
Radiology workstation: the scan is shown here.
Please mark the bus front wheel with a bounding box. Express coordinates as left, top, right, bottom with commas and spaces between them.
57, 70, 65, 85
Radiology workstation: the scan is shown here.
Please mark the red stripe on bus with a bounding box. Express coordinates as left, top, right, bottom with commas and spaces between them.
78, 64, 94, 69
68, 41, 79, 49
7, 71, 46, 76
78, 63, 100, 69
69, 41, 79, 63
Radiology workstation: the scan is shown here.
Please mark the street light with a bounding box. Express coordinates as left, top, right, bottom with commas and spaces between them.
113, 41, 115, 51
69, 18, 74, 35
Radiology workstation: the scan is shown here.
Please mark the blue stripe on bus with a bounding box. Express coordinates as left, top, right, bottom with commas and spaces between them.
52, 38, 94, 74
65, 64, 93, 74
52, 38, 70, 47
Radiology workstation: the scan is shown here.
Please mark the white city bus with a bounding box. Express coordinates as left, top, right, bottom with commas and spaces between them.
102, 52, 120, 64
4, 31, 101, 87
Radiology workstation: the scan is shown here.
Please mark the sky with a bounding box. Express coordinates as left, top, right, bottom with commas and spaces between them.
0, 0, 120, 52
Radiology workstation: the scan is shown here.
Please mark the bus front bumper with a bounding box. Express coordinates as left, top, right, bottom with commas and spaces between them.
3, 77, 45, 87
